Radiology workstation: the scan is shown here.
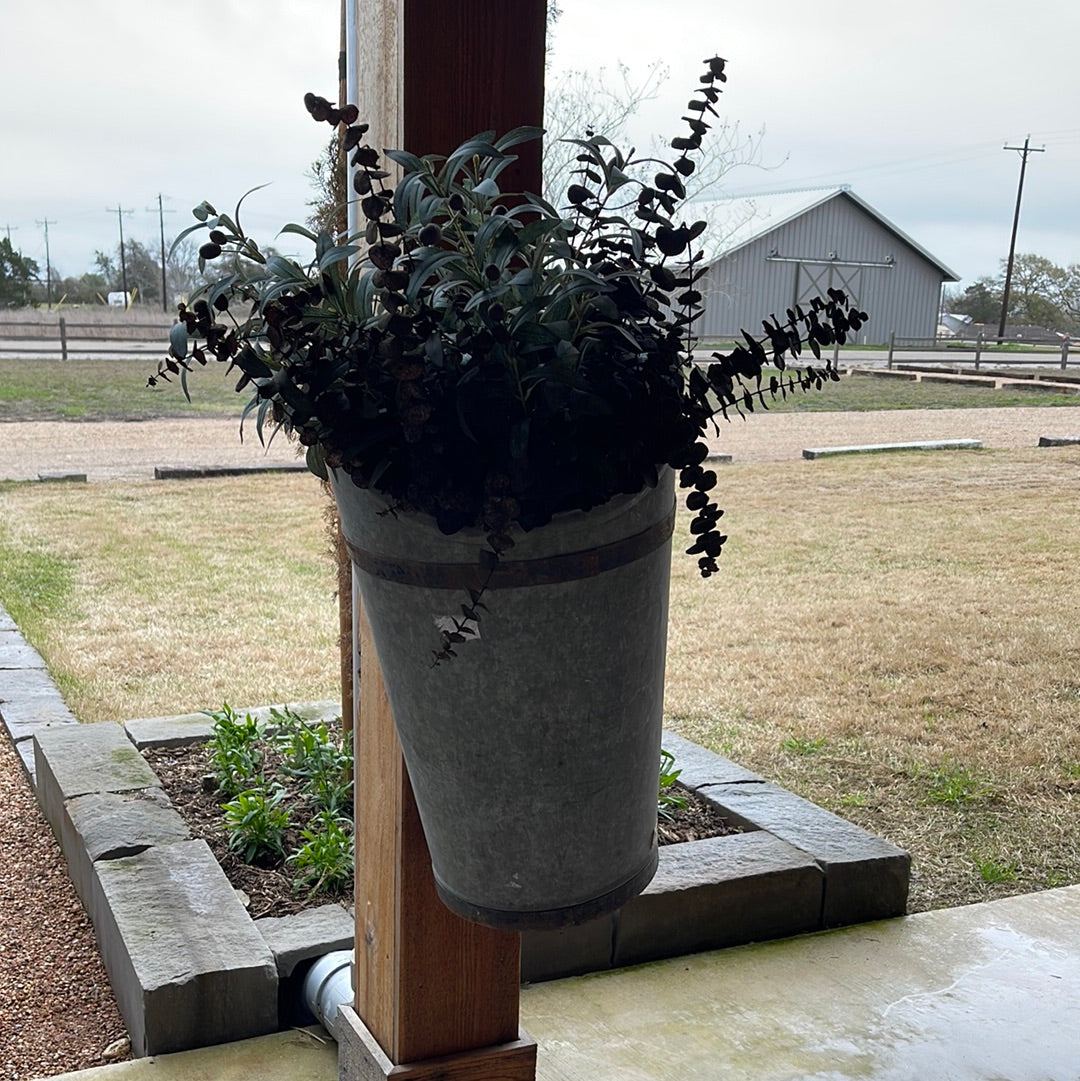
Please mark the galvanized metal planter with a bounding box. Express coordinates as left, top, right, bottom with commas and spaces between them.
332, 469, 675, 930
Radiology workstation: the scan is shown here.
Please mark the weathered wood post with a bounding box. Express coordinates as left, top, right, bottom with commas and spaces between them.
59, 316, 68, 361
338, 3, 547, 1079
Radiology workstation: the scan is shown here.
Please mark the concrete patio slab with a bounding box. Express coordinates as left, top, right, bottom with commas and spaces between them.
46, 886, 1080, 1081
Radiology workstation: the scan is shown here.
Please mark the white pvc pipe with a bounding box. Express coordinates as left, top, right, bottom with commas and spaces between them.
303, 949, 354, 1042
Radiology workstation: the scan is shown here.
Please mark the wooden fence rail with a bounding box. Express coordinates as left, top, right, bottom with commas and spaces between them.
0, 316, 172, 359
887, 331, 1071, 371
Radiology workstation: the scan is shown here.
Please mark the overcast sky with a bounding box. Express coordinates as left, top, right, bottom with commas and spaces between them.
2, 0, 1076, 288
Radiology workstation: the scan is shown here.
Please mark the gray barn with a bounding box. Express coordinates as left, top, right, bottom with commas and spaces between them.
692, 187, 959, 345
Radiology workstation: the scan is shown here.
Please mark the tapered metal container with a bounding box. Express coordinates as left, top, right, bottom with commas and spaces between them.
332, 468, 674, 930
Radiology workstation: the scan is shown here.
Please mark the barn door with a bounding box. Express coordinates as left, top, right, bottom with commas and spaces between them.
794, 263, 862, 308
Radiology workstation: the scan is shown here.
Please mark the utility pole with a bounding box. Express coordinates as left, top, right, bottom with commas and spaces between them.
997, 136, 1045, 343
2, 224, 16, 246
35, 218, 57, 309
106, 204, 134, 305
146, 194, 175, 313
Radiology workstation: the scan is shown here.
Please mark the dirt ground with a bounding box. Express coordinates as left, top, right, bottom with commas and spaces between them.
1, 405, 1078, 482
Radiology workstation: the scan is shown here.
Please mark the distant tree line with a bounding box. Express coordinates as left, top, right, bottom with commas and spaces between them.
945, 253, 1080, 335
0, 236, 204, 310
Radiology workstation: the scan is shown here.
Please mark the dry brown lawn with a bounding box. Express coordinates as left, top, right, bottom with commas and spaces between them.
1, 446, 1078, 912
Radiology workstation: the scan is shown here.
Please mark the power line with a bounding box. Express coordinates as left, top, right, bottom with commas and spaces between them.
146, 194, 175, 314
997, 135, 1046, 342
105, 204, 134, 302
35, 218, 57, 309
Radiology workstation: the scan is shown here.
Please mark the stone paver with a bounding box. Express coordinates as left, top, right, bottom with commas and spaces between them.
254, 904, 354, 977
660, 729, 762, 787
0, 666, 78, 740
93, 840, 278, 1056
34, 723, 159, 837
125, 699, 340, 749
614, 831, 822, 967
46, 1028, 336, 1081
154, 463, 309, 480
61, 788, 191, 920
0, 630, 46, 669
702, 781, 909, 926
38, 471, 88, 482
802, 438, 982, 459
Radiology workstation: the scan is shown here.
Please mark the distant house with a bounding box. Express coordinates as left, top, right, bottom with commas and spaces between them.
689, 187, 959, 346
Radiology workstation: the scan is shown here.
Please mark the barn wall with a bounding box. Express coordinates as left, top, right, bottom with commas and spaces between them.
698, 193, 945, 346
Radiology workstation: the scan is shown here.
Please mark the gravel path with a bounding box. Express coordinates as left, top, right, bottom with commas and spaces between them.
0, 738, 128, 1080
1, 406, 1078, 483
0, 418, 300, 482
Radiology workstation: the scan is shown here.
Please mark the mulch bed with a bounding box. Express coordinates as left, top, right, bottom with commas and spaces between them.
147, 741, 739, 921
143, 740, 350, 919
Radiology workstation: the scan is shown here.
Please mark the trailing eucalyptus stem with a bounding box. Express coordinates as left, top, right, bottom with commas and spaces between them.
150, 56, 867, 660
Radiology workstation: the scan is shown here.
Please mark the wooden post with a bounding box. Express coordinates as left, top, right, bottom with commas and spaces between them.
1062, 338, 1070, 371
59, 316, 68, 361
886, 331, 894, 369
339, 3, 546, 1079
974, 331, 982, 371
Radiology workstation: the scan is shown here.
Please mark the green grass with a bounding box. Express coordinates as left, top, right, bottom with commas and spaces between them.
976, 858, 1019, 884
4, 356, 1078, 424
924, 765, 994, 805
0, 358, 246, 421
781, 735, 828, 755
738, 369, 1080, 413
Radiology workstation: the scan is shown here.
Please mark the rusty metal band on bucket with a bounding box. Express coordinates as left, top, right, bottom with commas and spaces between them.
344, 503, 676, 591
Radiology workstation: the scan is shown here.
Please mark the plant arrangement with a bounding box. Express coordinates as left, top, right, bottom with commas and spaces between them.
151, 55, 866, 660
204, 705, 354, 895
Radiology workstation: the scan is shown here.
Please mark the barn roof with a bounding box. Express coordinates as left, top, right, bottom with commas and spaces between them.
688, 186, 960, 282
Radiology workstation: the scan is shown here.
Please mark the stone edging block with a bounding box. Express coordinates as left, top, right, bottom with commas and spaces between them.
255, 904, 355, 977
34, 723, 160, 840
0, 630, 47, 670
92, 840, 278, 1056
803, 439, 982, 460
1039, 435, 1080, 447
61, 788, 192, 924
125, 699, 341, 749
695, 780, 910, 926
613, 831, 822, 967
153, 463, 309, 481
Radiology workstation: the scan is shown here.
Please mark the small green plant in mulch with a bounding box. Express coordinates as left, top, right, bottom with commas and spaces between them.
204, 704, 354, 899
288, 811, 355, 894
205, 702, 265, 796
222, 785, 291, 863
658, 747, 689, 821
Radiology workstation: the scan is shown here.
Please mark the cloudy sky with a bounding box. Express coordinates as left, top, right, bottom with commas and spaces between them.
2, 0, 1076, 287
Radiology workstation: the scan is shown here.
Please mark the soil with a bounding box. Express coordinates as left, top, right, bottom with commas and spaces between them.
658, 785, 740, 846
143, 740, 351, 919
146, 742, 739, 921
